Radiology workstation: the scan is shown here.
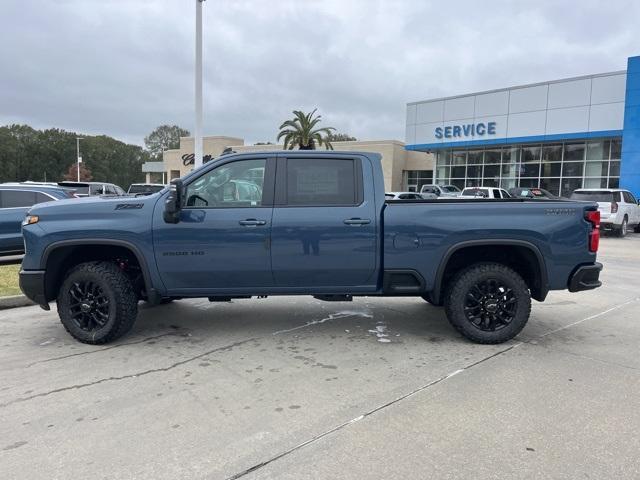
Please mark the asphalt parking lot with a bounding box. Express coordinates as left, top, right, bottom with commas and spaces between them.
1, 235, 639, 479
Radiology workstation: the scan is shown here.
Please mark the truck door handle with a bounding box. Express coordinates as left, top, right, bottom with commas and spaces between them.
343, 218, 371, 226
239, 219, 267, 226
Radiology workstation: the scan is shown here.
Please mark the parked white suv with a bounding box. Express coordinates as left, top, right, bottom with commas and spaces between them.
419, 184, 461, 197
570, 189, 640, 237
459, 187, 511, 199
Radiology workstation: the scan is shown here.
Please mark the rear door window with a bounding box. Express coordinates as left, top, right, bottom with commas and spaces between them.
570, 191, 615, 202
622, 191, 637, 204
492, 189, 501, 198
35, 192, 55, 203
0, 190, 37, 208
285, 158, 358, 206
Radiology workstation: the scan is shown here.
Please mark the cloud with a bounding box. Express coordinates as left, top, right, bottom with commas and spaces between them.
1, 0, 638, 146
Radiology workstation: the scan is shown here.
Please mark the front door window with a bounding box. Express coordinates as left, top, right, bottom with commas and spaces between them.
185, 159, 265, 208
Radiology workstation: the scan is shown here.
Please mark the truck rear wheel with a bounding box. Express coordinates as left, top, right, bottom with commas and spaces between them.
57, 261, 138, 344
444, 263, 531, 344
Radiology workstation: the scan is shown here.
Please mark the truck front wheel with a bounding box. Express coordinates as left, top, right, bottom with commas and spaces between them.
57, 261, 138, 344
444, 263, 531, 344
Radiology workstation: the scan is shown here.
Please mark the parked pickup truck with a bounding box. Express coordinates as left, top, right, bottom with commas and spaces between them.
19, 151, 603, 345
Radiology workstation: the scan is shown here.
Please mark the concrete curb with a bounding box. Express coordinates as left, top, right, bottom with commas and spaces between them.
0, 295, 36, 310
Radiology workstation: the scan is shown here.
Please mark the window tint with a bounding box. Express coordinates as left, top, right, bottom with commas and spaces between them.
36, 192, 54, 203
569, 191, 614, 202
91, 184, 105, 195
286, 158, 357, 206
492, 189, 501, 198
185, 159, 265, 208
1, 190, 37, 208
622, 191, 637, 204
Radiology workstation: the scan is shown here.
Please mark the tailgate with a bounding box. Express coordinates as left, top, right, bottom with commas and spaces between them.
596, 201, 612, 219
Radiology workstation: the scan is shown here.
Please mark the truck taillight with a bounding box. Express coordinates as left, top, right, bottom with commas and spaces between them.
611, 201, 618, 213
586, 210, 600, 253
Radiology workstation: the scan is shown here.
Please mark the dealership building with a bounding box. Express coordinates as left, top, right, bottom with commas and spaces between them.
144, 56, 639, 197
405, 55, 640, 196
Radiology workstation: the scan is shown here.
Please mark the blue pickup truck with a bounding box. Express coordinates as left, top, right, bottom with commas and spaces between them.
19, 151, 602, 345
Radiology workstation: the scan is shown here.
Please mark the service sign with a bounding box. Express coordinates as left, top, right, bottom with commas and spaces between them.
435, 122, 497, 139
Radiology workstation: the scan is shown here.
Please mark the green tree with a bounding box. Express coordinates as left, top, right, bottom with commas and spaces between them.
0, 124, 150, 188
62, 162, 92, 181
144, 125, 190, 160
277, 109, 335, 150
326, 132, 357, 142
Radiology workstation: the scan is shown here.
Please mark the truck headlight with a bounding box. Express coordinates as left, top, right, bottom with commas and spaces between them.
22, 215, 39, 226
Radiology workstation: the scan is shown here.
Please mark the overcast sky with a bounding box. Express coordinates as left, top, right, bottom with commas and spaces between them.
1, 0, 639, 147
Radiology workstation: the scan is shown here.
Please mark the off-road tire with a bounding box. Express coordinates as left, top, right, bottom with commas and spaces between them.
444, 262, 531, 344
57, 261, 138, 344
616, 217, 628, 237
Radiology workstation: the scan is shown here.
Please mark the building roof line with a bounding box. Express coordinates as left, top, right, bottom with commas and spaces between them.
407, 69, 627, 106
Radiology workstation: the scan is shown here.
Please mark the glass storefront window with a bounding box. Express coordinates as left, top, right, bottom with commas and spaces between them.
436, 150, 452, 165
609, 161, 620, 177
586, 140, 609, 161
610, 140, 621, 159
484, 149, 501, 164
502, 147, 520, 163
561, 178, 582, 197
436, 166, 450, 180
584, 161, 608, 177
562, 162, 584, 177
427, 136, 620, 197
519, 178, 539, 188
404, 170, 434, 191
521, 145, 541, 162
563, 142, 585, 161
451, 166, 466, 178
583, 178, 608, 188
541, 162, 561, 177
540, 178, 560, 196
467, 165, 482, 181
467, 150, 483, 164
483, 164, 500, 180
483, 179, 499, 187
542, 144, 562, 162
501, 178, 517, 189
452, 151, 466, 165
521, 163, 540, 177
608, 178, 620, 188
501, 163, 518, 177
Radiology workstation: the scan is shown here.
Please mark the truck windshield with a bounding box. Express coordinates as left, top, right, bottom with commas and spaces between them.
570, 191, 614, 202
442, 186, 461, 193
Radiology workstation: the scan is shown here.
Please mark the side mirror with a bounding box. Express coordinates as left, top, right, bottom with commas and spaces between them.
163, 179, 184, 224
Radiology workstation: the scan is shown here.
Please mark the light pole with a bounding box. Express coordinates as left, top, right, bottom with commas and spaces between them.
76, 137, 83, 181
194, 0, 205, 169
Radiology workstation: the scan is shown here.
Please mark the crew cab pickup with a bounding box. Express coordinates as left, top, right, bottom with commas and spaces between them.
19, 151, 603, 345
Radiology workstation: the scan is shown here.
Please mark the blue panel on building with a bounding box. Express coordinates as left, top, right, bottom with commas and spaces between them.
621, 56, 640, 197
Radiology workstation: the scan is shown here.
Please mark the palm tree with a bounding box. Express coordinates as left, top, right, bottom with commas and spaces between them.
277, 109, 336, 150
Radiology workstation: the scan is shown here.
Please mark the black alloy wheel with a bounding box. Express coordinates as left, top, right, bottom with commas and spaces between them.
67, 280, 110, 332
444, 262, 531, 344
463, 278, 517, 332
